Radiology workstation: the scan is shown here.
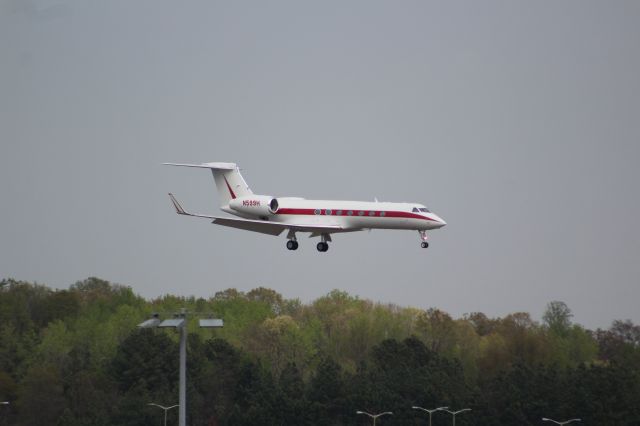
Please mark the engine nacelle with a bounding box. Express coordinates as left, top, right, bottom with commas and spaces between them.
229, 195, 279, 217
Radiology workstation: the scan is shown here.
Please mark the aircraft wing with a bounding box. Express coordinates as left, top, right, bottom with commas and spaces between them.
212, 217, 290, 236
168, 193, 358, 236
211, 217, 352, 236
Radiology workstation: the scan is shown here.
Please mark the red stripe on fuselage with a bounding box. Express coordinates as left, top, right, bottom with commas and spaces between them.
277, 208, 316, 215
276, 208, 436, 221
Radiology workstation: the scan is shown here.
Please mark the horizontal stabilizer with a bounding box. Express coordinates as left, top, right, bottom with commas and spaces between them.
163, 162, 236, 170
164, 161, 251, 205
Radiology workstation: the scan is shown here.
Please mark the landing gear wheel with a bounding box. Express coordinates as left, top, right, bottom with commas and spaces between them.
421, 242, 429, 249
286, 240, 299, 250
316, 242, 329, 252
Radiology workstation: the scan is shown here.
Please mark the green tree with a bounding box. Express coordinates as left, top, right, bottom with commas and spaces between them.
543, 301, 573, 337
498, 312, 549, 366
248, 315, 315, 377
415, 308, 457, 354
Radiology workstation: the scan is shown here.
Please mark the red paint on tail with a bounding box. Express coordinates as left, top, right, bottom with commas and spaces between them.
224, 176, 236, 199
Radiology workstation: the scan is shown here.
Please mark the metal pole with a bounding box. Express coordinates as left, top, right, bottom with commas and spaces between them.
164, 409, 168, 426
179, 311, 187, 426
429, 411, 433, 426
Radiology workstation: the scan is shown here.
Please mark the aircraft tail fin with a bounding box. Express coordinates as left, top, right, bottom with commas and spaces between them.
163, 162, 253, 207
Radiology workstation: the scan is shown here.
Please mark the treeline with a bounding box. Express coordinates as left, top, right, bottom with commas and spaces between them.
0, 277, 639, 425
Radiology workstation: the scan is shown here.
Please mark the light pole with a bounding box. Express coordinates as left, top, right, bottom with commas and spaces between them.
356, 410, 393, 425
412, 406, 448, 426
542, 417, 581, 425
444, 408, 471, 426
139, 310, 223, 426
148, 403, 178, 426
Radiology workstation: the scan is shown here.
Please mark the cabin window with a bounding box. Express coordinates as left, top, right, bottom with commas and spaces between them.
412, 207, 420, 212
358, 211, 365, 216
314, 209, 321, 215
380, 211, 386, 217
325, 209, 332, 215
368, 211, 375, 216
419, 208, 430, 213
347, 211, 354, 216
336, 210, 342, 215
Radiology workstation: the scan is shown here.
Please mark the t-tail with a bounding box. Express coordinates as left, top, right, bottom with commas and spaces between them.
163, 162, 253, 207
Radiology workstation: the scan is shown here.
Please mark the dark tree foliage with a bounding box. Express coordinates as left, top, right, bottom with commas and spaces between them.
309, 357, 348, 425
110, 328, 178, 393
278, 362, 309, 424
2, 278, 640, 425
190, 337, 247, 426
16, 364, 66, 426
348, 337, 472, 425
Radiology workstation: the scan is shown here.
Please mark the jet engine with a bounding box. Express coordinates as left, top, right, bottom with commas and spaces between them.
229, 195, 279, 217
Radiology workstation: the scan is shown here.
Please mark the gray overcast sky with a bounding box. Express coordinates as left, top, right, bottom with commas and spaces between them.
1, 0, 639, 329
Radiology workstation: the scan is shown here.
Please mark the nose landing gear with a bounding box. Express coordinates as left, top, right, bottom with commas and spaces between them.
419, 231, 429, 249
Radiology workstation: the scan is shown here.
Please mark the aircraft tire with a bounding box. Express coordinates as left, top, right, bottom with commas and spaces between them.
292, 241, 299, 250
317, 242, 328, 252
421, 242, 429, 249
287, 240, 295, 250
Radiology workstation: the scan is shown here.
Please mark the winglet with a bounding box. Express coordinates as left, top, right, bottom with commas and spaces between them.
168, 193, 188, 215
167, 193, 215, 219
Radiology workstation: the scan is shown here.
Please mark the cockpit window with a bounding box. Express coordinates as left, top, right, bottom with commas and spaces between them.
412, 207, 420, 212
419, 208, 430, 213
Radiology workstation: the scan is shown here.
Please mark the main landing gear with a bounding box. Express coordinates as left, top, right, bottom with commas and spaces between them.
286, 231, 331, 252
316, 233, 330, 252
419, 231, 429, 249
286, 230, 299, 251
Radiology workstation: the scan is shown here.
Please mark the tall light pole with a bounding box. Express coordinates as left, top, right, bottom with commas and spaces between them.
542, 417, 581, 425
412, 406, 448, 426
139, 310, 223, 426
148, 403, 178, 426
444, 408, 471, 426
356, 410, 393, 426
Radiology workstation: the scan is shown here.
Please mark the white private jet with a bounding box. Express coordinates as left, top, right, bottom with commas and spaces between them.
164, 162, 446, 252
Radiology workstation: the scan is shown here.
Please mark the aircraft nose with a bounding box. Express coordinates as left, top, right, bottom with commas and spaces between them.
432, 214, 446, 228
